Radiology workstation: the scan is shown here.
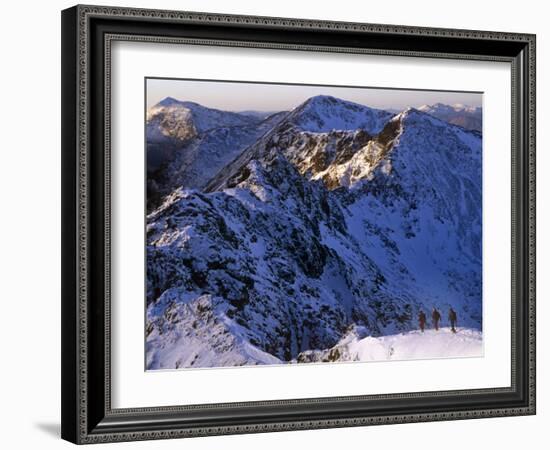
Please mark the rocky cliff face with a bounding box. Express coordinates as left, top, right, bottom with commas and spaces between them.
145, 96, 482, 370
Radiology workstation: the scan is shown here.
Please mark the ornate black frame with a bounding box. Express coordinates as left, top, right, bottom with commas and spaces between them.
61, 4, 536, 444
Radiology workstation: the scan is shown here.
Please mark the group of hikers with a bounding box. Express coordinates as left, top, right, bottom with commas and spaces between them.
418, 307, 458, 333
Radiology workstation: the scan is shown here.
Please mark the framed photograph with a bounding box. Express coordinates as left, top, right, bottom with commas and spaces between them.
61, 4, 536, 444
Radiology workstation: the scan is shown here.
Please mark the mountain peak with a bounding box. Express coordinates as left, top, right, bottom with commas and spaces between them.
147, 98, 261, 152
156, 96, 182, 107
301, 94, 342, 106
154, 98, 215, 112
286, 95, 393, 134
298, 95, 373, 112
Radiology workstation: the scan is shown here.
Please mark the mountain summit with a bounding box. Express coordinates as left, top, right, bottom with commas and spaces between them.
146, 98, 285, 208
147, 97, 258, 142
286, 95, 393, 133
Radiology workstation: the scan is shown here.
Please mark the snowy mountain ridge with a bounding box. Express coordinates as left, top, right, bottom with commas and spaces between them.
145, 94, 483, 370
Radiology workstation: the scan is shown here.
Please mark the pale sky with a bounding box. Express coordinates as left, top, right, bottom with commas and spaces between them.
146, 78, 482, 112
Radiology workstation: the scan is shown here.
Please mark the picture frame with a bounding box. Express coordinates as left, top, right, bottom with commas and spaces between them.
61, 4, 536, 444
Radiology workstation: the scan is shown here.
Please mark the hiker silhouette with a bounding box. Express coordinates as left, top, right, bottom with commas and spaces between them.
449, 307, 458, 333
432, 307, 441, 331
418, 310, 427, 332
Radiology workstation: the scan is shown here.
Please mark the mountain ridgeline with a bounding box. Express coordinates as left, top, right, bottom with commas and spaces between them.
145, 95, 482, 369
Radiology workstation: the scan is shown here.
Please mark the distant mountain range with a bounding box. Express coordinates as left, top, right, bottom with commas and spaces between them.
418, 103, 482, 132
145, 95, 482, 370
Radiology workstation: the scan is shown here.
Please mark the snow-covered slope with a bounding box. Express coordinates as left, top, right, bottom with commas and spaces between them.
297, 327, 483, 363
146, 96, 483, 370
418, 103, 482, 131
146, 159, 392, 368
